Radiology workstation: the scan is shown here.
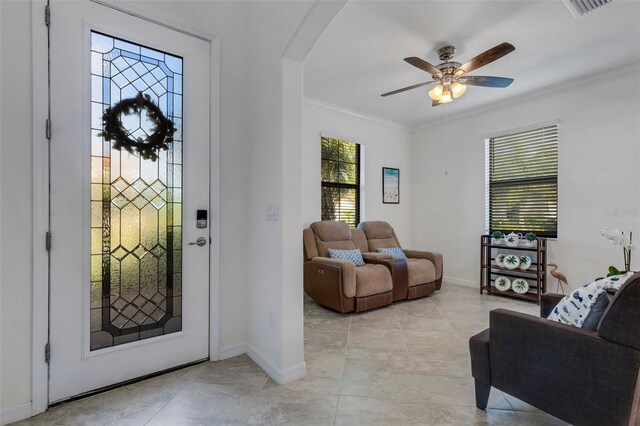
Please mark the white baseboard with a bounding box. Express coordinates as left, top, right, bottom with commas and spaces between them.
444, 276, 478, 288
218, 343, 247, 360
245, 344, 307, 385
1, 402, 33, 425
276, 360, 307, 384
219, 342, 307, 385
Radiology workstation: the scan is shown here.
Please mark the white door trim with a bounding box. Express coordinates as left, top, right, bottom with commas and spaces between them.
32, 0, 50, 415
31, 0, 220, 414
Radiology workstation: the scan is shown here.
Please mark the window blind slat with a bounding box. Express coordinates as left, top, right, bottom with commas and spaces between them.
487, 124, 558, 238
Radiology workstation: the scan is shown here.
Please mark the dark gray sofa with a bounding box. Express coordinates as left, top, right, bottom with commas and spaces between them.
469, 272, 640, 426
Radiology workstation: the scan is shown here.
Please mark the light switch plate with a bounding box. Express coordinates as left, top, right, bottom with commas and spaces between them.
266, 203, 280, 221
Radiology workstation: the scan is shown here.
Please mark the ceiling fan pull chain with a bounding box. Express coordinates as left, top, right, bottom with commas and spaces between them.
444, 104, 449, 176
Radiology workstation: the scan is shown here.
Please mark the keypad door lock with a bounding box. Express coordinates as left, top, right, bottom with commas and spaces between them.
197, 209, 208, 228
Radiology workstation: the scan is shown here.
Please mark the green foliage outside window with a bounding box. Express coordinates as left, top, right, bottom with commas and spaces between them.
321, 137, 360, 228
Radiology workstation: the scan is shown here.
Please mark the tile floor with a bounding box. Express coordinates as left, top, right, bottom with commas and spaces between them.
17, 284, 569, 425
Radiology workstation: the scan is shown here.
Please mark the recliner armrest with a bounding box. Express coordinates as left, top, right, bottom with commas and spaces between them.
540, 293, 566, 318
403, 250, 443, 279
489, 309, 640, 426
310, 257, 356, 298
362, 252, 393, 260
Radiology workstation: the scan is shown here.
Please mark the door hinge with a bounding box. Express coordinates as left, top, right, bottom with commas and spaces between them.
45, 118, 51, 140
45, 342, 51, 364
44, 4, 50, 27
46, 231, 52, 251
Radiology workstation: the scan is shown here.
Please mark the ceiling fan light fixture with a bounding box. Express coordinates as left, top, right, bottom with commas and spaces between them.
439, 85, 453, 103
451, 82, 467, 98
429, 84, 444, 101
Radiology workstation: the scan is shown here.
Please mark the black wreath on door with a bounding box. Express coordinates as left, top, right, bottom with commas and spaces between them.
100, 92, 176, 162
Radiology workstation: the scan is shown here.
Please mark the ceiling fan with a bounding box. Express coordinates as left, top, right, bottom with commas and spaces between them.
381, 42, 515, 106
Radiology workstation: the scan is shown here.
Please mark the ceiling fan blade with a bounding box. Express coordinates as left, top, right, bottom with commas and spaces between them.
457, 42, 515, 74
432, 99, 443, 107
462, 76, 514, 88
404, 57, 443, 78
381, 81, 434, 97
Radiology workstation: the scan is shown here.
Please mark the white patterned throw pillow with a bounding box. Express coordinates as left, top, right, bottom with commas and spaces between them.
377, 247, 408, 260
547, 272, 633, 329
328, 248, 365, 266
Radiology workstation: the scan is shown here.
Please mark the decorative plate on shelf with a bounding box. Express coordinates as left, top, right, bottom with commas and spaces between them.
495, 253, 506, 267
495, 276, 511, 291
503, 254, 519, 270
519, 256, 532, 270
512, 279, 529, 294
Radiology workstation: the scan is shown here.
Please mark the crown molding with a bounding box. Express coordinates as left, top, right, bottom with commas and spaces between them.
410, 60, 640, 132
304, 97, 410, 132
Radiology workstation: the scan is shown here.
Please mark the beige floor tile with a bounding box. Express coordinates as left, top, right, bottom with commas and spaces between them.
243, 387, 338, 425
146, 382, 258, 425
347, 327, 406, 352
516, 411, 572, 425
350, 305, 399, 330
305, 308, 352, 334
184, 355, 269, 388
335, 395, 522, 426
394, 300, 444, 321
51, 385, 170, 425
304, 330, 349, 353
14, 400, 89, 426
402, 329, 467, 353
407, 349, 471, 376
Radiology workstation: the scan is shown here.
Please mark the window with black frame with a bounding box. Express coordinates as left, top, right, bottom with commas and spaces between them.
486, 124, 558, 238
321, 137, 361, 228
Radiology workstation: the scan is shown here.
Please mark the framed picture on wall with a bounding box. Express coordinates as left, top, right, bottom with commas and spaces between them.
382, 167, 399, 204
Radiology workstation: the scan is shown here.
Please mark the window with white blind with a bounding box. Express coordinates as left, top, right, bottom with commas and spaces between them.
321, 137, 364, 228
485, 124, 558, 238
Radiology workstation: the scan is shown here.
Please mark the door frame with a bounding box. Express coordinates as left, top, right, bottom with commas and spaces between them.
31, 0, 221, 414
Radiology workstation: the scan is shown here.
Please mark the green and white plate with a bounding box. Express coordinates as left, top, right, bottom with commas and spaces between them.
519, 256, 532, 270
512, 279, 529, 294
494, 276, 511, 291
503, 254, 519, 270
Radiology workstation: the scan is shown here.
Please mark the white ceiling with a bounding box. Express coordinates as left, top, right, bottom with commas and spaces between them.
304, 0, 640, 127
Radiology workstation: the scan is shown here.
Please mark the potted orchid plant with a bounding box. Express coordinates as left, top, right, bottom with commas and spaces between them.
601, 227, 637, 276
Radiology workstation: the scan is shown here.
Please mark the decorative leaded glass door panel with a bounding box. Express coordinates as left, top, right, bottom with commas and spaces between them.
49, 1, 211, 403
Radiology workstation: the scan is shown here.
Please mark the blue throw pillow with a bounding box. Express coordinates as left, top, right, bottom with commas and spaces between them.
328, 248, 365, 266
377, 247, 407, 260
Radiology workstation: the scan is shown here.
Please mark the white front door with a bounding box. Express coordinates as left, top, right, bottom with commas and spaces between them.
49, 0, 211, 403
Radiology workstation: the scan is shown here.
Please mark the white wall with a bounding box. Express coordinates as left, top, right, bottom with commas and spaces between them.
0, 0, 33, 415
410, 65, 640, 290
243, 0, 313, 381
303, 100, 414, 245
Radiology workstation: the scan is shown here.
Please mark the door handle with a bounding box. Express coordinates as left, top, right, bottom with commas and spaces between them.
188, 237, 207, 247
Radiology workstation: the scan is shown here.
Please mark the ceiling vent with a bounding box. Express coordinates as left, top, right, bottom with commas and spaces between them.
562, 0, 612, 18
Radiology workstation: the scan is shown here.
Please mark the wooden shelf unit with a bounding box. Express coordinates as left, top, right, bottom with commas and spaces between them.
480, 235, 547, 305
